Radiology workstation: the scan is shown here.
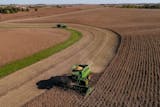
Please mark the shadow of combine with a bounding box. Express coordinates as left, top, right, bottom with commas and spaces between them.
36, 76, 71, 90
36, 75, 92, 96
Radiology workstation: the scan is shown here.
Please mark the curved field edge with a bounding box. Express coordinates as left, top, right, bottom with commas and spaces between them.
0, 28, 82, 78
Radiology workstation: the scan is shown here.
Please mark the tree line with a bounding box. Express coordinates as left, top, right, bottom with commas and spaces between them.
120, 4, 160, 9
0, 6, 30, 14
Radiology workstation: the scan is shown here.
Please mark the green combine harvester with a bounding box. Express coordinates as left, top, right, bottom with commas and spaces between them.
69, 64, 93, 95
37, 64, 93, 95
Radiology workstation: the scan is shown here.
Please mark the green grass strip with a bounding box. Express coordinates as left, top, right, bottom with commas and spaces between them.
0, 28, 82, 78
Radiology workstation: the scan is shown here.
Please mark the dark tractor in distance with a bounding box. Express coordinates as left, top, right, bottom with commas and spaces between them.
56, 24, 67, 28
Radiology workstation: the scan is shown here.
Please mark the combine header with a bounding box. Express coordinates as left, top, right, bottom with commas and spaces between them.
37, 64, 93, 95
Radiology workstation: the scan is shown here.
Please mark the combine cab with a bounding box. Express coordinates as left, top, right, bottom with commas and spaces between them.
70, 64, 91, 85
37, 64, 93, 95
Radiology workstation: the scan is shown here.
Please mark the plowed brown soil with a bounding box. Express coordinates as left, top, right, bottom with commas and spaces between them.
0, 28, 70, 67
22, 7, 160, 107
